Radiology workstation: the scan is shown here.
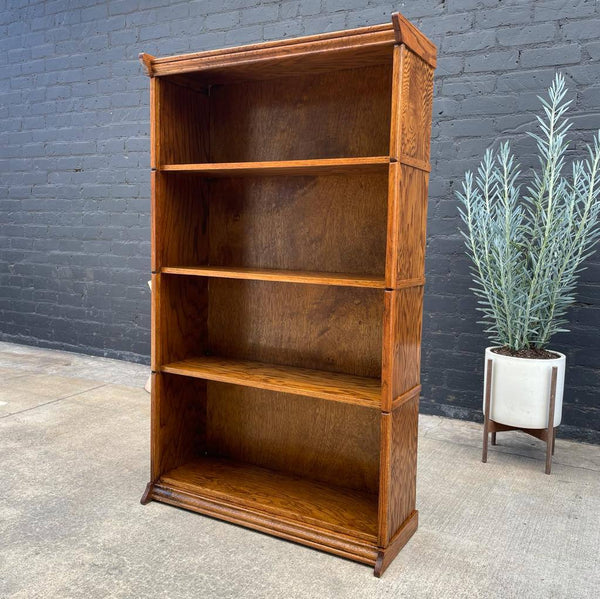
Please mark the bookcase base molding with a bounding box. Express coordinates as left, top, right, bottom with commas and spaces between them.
141, 481, 418, 577
140, 12, 436, 577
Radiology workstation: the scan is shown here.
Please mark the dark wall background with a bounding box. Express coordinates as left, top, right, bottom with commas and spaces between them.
1, 0, 599, 441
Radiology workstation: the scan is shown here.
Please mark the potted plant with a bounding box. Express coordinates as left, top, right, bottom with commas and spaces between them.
457, 74, 600, 435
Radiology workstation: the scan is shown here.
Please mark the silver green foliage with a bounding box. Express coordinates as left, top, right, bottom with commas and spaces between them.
457, 74, 600, 351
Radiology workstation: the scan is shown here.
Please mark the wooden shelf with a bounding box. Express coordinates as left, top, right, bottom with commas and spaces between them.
159, 157, 390, 177
159, 457, 378, 540
161, 356, 382, 408
161, 266, 386, 289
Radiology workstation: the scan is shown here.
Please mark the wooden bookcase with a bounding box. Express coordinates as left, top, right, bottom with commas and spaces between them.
139, 13, 436, 577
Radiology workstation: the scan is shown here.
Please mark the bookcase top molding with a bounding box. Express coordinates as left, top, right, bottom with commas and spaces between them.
139, 12, 436, 79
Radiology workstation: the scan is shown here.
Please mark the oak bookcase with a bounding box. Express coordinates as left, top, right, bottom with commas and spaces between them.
139, 13, 436, 577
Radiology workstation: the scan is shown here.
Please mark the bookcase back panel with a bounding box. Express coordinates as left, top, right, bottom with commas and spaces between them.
153, 274, 208, 368
208, 279, 383, 377
210, 65, 392, 162
206, 382, 380, 493
208, 173, 387, 275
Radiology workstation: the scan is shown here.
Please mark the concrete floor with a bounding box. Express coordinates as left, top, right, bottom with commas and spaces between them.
0, 342, 598, 599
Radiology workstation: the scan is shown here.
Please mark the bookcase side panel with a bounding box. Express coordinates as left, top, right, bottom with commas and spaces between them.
152, 172, 209, 271
388, 44, 403, 161
381, 287, 424, 411
397, 164, 429, 281
377, 394, 419, 545
398, 46, 434, 165
380, 41, 434, 546
150, 77, 157, 169
152, 273, 208, 370
155, 77, 210, 166
385, 45, 434, 287
151, 372, 208, 481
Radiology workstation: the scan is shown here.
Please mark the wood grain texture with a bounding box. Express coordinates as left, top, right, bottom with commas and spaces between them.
385, 161, 401, 287
386, 45, 432, 286
391, 384, 421, 411
487, 420, 554, 441
208, 279, 383, 378
398, 154, 430, 172
208, 174, 387, 275
162, 356, 381, 408
151, 25, 395, 81
392, 12, 437, 68
139, 52, 155, 76
206, 384, 381, 493
140, 482, 154, 505
164, 44, 392, 85
150, 77, 157, 168
160, 456, 378, 540
161, 266, 386, 288
388, 44, 403, 161
164, 74, 210, 95
152, 273, 207, 369
386, 163, 429, 285
377, 395, 419, 546
152, 173, 208, 272
398, 46, 435, 164
381, 287, 424, 411
154, 23, 393, 64
160, 157, 390, 175
150, 372, 207, 481
149, 482, 379, 565
155, 77, 209, 166
210, 65, 391, 162
374, 510, 418, 577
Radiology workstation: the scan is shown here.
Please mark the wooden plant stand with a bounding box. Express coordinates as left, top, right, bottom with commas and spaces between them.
139, 13, 436, 577
482, 359, 559, 475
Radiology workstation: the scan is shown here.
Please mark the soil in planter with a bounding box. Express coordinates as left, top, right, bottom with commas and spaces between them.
492, 347, 560, 360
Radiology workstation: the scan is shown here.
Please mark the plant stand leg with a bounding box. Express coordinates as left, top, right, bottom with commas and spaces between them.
552, 429, 556, 455
545, 367, 558, 475
482, 359, 493, 463
491, 432, 496, 445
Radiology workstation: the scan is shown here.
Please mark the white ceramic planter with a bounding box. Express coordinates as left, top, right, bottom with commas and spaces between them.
482, 347, 565, 429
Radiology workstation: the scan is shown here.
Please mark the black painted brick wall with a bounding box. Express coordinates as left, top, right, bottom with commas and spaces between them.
1, 1, 599, 441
